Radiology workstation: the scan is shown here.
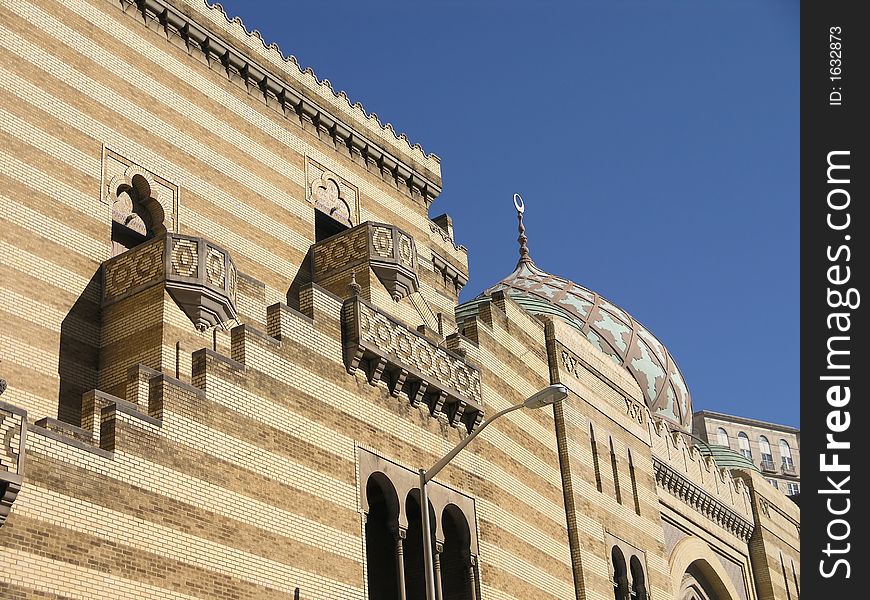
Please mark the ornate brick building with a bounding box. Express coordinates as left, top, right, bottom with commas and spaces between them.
0, 1, 798, 599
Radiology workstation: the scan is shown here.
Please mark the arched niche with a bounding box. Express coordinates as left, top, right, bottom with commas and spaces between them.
404, 488, 437, 600
611, 545, 629, 600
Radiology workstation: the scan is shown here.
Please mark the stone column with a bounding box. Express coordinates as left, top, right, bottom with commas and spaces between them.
467, 555, 479, 600
394, 527, 408, 600
433, 541, 444, 600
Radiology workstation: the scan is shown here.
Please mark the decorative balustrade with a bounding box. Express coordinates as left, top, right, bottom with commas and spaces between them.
102, 233, 238, 330
342, 296, 483, 432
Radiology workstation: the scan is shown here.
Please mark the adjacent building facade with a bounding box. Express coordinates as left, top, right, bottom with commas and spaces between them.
0, 1, 799, 599
693, 412, 800, 497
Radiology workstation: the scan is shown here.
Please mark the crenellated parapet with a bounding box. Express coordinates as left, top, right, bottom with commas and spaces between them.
114, 0, 442, 207
649, 418, 755, 542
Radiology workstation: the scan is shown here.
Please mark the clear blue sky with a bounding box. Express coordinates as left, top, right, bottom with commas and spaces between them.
215, 0, 800, 427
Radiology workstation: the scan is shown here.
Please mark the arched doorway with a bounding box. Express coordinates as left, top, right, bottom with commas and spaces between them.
365, 473, 402, 600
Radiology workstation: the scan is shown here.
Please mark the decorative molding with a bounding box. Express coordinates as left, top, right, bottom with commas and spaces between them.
343, 298, 483, 432
559, 345, 645, 426
116, 0, 441, 204
306, 156, 360, 227
653, 457, 754, 543
102, 233, 238, 330
103, 149, 179, 234
431, 252, 468, 296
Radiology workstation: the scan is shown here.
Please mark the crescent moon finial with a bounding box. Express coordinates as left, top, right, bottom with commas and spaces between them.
514, 193, 531, 264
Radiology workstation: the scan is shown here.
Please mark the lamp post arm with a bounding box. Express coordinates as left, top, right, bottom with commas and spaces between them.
423, 402, 523, 483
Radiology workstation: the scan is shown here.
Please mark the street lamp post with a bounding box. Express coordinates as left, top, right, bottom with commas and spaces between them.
418, 384, 569, 600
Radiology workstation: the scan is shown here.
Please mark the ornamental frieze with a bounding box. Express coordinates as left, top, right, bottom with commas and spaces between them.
342, 297, 483, 432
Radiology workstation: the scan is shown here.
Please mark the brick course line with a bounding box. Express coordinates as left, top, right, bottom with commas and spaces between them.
12, 486, 362, 596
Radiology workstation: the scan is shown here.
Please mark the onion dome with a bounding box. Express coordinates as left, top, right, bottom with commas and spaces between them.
456, 196, 692, 430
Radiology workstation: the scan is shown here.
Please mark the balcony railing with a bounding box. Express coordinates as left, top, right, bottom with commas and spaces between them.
781, 461, 796, 476
760, 459, 777, 473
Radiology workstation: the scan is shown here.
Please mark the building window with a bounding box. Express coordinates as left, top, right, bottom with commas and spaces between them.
359, 450, 479, 600
628, 449, 641, 516
612, 547, 629, 600
630, 556, 648, 600
780, 439, 795, 471
716, 427, 729, 447
767, 478, 779, 489
737, 432, 752, 459
441, 505, 475, 600
787, 482, 799, 496
364, 474, 402, 600
759, 436, 774, 471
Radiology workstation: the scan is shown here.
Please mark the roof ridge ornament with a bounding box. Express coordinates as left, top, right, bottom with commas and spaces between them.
514, 193, 532, 265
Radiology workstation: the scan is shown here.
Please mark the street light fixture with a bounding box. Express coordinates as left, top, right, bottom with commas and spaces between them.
418, 383, 569, 600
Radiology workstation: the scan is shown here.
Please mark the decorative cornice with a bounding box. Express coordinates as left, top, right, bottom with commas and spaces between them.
653, 456, 754, 543
431, 252, 469, 295
118, 0, 442, 203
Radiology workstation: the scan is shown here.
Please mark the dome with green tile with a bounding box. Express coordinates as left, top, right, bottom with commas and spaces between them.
456, 202, 692, 430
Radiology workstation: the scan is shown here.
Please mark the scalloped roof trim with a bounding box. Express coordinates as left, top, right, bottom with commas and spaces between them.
181, 0, 440, 170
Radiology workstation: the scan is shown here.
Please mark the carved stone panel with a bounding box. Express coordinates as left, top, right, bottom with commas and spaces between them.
306, 156, 360, 227
103, 149, 179, 233
343, 297, 483, 431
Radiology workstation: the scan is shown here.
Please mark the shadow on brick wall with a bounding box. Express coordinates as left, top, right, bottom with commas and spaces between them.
57, 271, 101, 425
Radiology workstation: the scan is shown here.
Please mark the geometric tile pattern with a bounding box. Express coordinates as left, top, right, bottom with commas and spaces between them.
461, 258, 692, 430
104, 239, 166, 302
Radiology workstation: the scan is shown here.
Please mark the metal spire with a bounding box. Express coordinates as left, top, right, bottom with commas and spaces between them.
514, 193, 532, 265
